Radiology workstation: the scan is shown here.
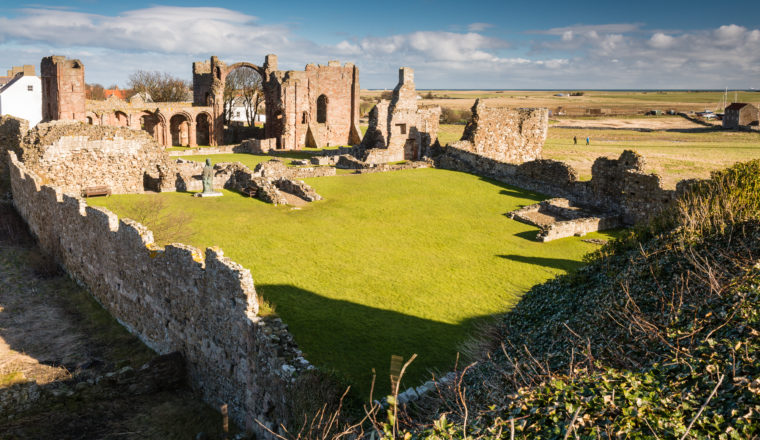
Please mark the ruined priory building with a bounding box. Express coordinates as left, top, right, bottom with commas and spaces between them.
360, 67, 441, 163
41, 54, 362, 150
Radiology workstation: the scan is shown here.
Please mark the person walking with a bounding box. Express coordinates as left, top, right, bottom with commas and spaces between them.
573, 136, 577, 145
586, 136, 590, 146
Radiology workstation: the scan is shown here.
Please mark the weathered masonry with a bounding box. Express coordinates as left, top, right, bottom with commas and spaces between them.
360, 67, 441, 163
193, 55, 361, 149
7, 149, 319, 437
435, 102, 691, 239
41, 56, 86, 122
41, 54, 361, 151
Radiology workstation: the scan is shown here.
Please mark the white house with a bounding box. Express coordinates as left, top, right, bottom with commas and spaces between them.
226, 96, 265, 124
0, 73, 42, 127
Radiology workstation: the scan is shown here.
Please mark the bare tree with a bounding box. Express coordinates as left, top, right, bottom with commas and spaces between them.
224, 68, 263, 126
127, 70, 190, 102
86, 83, 106, 100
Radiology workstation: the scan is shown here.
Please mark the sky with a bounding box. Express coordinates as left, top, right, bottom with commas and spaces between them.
0, 1, 759, 89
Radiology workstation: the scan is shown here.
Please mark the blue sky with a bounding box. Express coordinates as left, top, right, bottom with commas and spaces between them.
0, 1, 758, 89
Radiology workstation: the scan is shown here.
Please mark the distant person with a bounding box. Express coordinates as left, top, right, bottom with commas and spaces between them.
586, 136, 590, 146
573, 136, 577, 145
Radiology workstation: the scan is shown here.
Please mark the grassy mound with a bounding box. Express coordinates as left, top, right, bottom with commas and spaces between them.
401, 160, 760, 438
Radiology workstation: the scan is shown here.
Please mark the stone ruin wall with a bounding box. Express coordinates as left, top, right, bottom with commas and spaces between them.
41, 54, 360, 151
508, 198, 622, 242
434, 101, 684, 225
360, 68, 441, 164
267, 60, 362, 150
41, 56, 86, 123
0, 115, 29, 185
8, 152, 317, 436
16, 121, 172, 195
166, 159, 327, 205
455, 100, 547, 164
438, 146, 681, 225
85, 98, 215, 149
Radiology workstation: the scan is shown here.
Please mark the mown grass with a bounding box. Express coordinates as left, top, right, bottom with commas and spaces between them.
89, 167, 615, 397
544, 127, 760, 187
397, 160, 760, 439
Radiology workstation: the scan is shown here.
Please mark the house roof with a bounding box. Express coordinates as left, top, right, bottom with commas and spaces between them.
0, 73, 22, 94
726, 103, 753, 111
104, 88, 127, 100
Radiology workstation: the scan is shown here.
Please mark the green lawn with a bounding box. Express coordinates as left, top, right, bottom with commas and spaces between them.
90, 166, 616, 398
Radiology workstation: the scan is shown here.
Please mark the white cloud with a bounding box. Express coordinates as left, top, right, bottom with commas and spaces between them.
0, 7, 292, 55
649, 32, 675, 49
468, 23, 493, 32
0, 7, 758, 89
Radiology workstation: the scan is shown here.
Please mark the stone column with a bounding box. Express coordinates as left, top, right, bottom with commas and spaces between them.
164, 123, 171, 147
189, 121, 198, 147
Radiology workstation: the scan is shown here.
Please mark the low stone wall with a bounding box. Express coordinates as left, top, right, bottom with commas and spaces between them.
508, 198, 622, 242
438, 146, 681, 225
274, 178, 322, 202
254, 159, 336, 179
355, 160, 432, 174
241, 138, 278, 154
540, 215, 620, 242
8, 152, 316, 436
336, 155, 368, 170
15, 121, 172, 195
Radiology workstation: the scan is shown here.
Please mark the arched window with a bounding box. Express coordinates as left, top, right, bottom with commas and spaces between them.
317, 94, 328, 123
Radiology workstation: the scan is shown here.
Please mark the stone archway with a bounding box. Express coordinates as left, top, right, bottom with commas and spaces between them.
208, 57, 270, 146
196, 112, 212, 146
114, 111, 129, 127
169, 113, 192, 147
139, 111, 160, 139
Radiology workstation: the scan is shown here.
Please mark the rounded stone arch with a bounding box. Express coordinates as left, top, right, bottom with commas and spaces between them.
153, 111, 169, 147
223, 62, 266, 81
139, 110, 160, 137
85, 111, 99, 125
195, 111, 213, 146
169, 111, 194, 147
114, 110, 129, 127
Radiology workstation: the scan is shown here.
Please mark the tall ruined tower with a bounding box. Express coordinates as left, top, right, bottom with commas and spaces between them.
41, 56, 86, 122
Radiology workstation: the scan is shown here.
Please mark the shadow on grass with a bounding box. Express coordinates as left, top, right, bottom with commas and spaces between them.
259, 284, 486, 400
498, 254, 584, 272
477, 176, 546, 202
513, 230, 539, 241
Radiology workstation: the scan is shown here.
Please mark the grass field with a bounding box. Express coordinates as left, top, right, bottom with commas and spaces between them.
89, 166, 615, 398
362, 89, 760, 115
434, 123, 760, 188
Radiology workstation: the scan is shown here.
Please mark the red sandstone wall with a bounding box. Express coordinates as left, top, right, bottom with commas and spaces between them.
41, 56, 86, 123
